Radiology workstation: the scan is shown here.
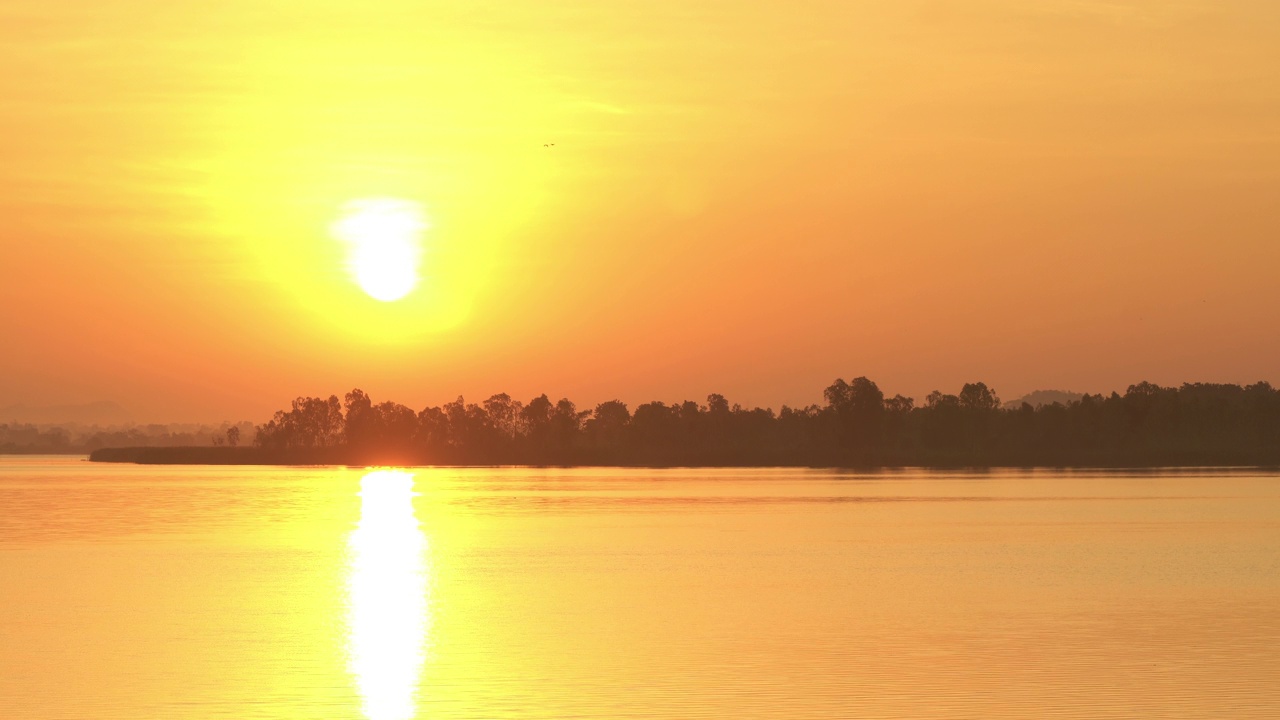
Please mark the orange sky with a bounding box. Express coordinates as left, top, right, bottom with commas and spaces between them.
2, 1, 1278, 422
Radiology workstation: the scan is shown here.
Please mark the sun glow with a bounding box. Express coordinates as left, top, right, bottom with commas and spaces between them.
346, 470, 430, 720
333, 199, 428, 302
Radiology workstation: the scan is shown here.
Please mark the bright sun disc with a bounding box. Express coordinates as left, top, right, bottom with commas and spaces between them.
333, 199, 428, 302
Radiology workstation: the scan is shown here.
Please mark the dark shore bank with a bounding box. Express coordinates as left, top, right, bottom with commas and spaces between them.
88, 445, 1280, 469
89, 446, 352, 465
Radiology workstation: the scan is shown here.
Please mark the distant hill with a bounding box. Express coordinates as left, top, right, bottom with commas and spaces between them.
0, 400, 131, 425
1004, 390, 1085, 409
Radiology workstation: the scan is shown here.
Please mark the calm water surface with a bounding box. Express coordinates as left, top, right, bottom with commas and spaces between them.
2, 457, 1278, 718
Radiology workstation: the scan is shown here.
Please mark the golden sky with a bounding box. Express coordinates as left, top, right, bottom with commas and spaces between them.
2, 1, 1278, 421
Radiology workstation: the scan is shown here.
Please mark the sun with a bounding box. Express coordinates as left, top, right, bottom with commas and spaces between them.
332, 198, 428, 302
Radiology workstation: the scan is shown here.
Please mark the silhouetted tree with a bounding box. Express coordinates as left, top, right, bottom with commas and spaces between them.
959, 382, 1000, 411
254, 394, 343, 450
824, 377, 886, 457
586, 400, 630, 461
343, 389, 375, 449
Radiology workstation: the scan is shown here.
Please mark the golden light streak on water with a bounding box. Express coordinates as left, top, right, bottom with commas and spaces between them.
346, 470, 430, 720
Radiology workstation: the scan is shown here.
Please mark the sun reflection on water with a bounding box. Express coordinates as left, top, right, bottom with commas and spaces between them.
346, 470, 430, 720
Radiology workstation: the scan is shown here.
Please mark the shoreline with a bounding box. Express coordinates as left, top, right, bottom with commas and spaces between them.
85, 446, 1280, 471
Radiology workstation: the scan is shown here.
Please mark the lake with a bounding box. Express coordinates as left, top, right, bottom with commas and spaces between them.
2, 456, 1278, 718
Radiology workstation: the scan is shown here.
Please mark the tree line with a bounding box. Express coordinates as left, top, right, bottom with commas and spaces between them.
246, 379, 1280, 467
1, 421, 255, 455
